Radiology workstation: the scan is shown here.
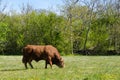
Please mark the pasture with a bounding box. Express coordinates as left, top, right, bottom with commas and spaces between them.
0, 56, 120, 80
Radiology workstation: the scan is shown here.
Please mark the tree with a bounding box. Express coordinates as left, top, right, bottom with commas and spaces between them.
0, 0, 7, 22
61, 0, 80, 54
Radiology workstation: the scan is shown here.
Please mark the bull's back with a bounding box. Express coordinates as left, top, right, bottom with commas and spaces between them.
32, 46, 46, 57
45, 45, 61, 58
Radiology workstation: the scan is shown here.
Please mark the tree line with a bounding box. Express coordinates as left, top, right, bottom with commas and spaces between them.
0, 0, 120, 55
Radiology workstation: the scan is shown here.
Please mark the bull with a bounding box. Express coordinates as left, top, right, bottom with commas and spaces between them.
22, 45, 64, 69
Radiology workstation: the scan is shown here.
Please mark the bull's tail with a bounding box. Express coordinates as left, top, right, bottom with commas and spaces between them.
22, 47, 26, 55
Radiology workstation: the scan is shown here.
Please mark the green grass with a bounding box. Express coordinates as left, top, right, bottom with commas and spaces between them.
0, 56, 120, 80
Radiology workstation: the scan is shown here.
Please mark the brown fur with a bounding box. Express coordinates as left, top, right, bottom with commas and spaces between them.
22, 45, 64, 69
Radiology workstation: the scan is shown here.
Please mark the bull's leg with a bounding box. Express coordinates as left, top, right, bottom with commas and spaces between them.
49, 61, 52, 69
28, 58, 34, 69
24, 62, 28, 69
45, 60, 48, 69
28, 62, 33, 69
48, 57, 52, 69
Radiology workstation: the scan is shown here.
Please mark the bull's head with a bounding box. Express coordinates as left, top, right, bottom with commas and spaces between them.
56, 57, 64, 68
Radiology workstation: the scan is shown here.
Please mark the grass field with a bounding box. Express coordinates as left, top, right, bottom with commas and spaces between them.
0, 56, 120, 80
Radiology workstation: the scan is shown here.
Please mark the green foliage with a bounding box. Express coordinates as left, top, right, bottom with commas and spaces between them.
0, 0, 120, 55
1, 11, 66, 55
88, 18, 109, 50
0, 22, 9, 54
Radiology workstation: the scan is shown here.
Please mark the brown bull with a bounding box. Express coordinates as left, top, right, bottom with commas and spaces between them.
22, 45, 64, 69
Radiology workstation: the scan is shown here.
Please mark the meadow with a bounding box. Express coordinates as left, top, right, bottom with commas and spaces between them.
0, 56, 120, 80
